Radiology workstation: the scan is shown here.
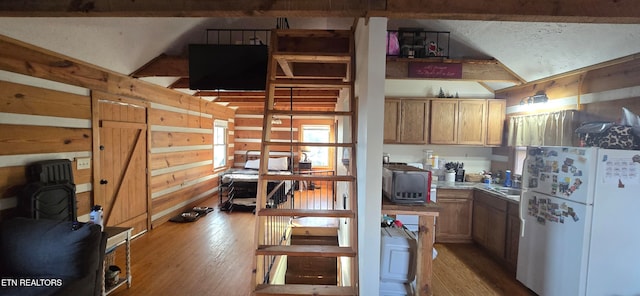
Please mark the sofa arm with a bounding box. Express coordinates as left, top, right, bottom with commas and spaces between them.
0, 218, 106, 296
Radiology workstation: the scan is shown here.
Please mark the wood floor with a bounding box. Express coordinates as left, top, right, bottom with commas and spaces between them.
110, 197, 535, 296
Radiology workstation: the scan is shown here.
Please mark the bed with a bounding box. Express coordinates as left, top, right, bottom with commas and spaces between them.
219, 151, 293, 212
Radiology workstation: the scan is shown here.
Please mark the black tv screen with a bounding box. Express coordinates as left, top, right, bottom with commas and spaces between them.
188, 44, 268, 91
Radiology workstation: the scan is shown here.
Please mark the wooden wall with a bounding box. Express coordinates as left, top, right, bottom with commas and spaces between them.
0, 35, 235, 229
0, 81, 94, 220
147, 96, 235, 227
491, 54, 640, 173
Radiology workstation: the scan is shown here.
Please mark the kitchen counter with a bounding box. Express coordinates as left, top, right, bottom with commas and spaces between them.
435, 181, 521, 203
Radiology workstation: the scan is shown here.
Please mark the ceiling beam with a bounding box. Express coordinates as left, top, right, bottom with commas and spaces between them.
386, 58, 524, 84
131, 54, 188, 77
195, 89, 340, 98
0, 0, 639, 23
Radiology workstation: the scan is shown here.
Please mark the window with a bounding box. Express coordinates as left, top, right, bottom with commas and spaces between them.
302, 125, 330, 167
513, 146, 527, 175
214, 120, 228, 169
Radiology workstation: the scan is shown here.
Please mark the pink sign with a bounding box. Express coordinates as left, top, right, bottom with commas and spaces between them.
408, 62, 462, 79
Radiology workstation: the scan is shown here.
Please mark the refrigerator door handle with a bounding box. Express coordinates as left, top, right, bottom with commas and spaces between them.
519, 193, 526, 238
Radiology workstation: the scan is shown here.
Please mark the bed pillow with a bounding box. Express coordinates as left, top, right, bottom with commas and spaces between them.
243, 157, 289, 170
244, 158, 260, 169
268, 157, 289, 171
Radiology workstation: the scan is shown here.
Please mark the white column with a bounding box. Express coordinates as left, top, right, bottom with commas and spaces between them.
355, 16, 388, 296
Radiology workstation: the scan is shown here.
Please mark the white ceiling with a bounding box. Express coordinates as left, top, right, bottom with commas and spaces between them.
1, 17, 639, 95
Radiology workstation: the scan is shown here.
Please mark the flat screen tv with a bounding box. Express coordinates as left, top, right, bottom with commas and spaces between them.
188, 44, 268, 91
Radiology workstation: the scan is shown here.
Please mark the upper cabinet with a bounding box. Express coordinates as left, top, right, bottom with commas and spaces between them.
431, 99, 486, 145
486, 100, 506, 146
385, 98, 505, 146
384, 99, 429, 144
430, 99, 458, 144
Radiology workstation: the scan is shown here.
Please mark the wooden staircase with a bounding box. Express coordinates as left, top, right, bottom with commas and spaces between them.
253, 30, 358, 295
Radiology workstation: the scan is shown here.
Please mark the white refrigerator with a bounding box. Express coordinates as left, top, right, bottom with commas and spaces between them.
517, 146, 640, 296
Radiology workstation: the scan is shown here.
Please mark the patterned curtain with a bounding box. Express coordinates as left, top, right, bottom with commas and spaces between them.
508, 110, 579, 147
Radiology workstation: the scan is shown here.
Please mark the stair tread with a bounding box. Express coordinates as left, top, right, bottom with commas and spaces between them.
273, 52, 351, 63
255, 284, 356, 296
270, 79, 351, 88
256, 245, 355, 257
258, 208, 355, 218
268, 110, 353, 117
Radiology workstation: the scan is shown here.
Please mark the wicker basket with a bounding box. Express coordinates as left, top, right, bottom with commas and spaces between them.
465, 173, 484, 183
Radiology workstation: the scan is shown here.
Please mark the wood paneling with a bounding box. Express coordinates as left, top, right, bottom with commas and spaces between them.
149, 108, 213, 129
0, 166, 26, 198
151, 165, 213, 192
151, 131, 213, 148
151, 181, 215, 214
0, 125, 91, 155
0, 80, 90, 118
150, 150, 213, 170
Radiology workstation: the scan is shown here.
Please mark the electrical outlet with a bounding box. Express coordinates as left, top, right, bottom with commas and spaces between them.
77, 157, 91, 170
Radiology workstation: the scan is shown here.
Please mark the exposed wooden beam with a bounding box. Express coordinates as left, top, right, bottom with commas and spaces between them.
195, 89, 340, 98
131, 54, 188, 77
0, 0, 638, 23
386, 58, 523, 84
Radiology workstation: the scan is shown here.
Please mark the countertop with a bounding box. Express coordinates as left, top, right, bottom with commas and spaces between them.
435, 181, 522, 203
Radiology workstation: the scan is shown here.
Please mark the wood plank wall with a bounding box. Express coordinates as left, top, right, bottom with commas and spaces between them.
0, 81, 94, 220
491, 55, 640, 173
0, 35, 236, 229
147, 99, 235, 227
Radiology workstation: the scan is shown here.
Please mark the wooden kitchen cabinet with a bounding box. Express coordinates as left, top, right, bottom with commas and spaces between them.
435, 189, 473, 243
486, 99, 506, 146
505, 201, 521, 274
430, 99, 487, 145
458, 100, 487, 145
472, 190, 507, 259
429, 99, 458, 144
384, 99, 401, 143
384, 98, 429, 144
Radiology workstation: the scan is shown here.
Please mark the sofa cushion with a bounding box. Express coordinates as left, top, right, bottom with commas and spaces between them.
0, 218, 102, 279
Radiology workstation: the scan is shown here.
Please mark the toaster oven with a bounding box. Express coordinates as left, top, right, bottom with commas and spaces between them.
382, 164, 431, 204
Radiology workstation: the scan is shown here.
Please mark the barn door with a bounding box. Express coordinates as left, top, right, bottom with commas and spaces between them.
93, 92, 149, 236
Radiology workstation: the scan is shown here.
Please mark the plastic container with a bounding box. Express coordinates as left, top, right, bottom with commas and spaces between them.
504, 170, 512, 187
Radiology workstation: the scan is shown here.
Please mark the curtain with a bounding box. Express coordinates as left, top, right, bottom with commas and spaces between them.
508, 110, 578, 147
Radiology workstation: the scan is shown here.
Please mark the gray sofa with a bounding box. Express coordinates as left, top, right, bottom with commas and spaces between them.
0, 218, 107, 296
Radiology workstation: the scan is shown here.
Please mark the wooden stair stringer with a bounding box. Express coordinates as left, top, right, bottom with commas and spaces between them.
253, 29, 358, 296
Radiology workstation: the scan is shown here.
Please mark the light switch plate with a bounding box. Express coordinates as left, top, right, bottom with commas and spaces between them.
77, 157, 91, 170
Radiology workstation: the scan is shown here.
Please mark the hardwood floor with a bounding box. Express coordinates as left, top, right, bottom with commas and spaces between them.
110, 198, 534, 296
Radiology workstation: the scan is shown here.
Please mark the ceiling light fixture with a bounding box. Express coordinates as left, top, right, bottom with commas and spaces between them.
520, 91, 549, 105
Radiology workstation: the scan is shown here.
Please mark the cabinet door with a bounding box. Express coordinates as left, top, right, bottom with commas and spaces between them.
457, 100, 486, 145
486, 100, 506, 146
399, 100, 429, 144
472, 200, 489, 245
505, 201, 520, 273
383, 99, 401, 143
473, 191, 507, 259
430, 100, 457, 144
435, 198, 473, 243
484, 205, 507, 257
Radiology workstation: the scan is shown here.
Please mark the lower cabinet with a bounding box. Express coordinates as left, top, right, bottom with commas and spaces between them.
505, 201, 521, 273
472, 191, 507, 257
472, 190, 521, 274
435, 189, 473, 243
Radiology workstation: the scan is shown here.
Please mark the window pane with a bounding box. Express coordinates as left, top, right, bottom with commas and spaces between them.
213, 125, 226, 168
302, 125, 330, 167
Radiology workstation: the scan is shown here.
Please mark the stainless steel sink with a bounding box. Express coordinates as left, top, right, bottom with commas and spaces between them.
493, 187, 522, 196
